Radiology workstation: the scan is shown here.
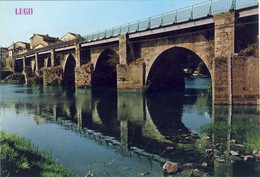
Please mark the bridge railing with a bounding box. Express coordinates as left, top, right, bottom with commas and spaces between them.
84, 0, 258, 42
235, 0, 259, 9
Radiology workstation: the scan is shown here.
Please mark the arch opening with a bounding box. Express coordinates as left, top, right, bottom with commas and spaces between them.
63, 54, 76, 86
92, 49, 119, 89
146, 47, 210, 93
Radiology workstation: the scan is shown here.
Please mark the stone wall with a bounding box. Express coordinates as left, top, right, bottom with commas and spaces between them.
213, 12, 235, 58
117, 63, 145, 92
213, 57, 232, 104
42, 66, 63, 85
232, 56, 259, 104
213, 12, 236, 104
75, 63, 92, 88
213, 54, 259, 105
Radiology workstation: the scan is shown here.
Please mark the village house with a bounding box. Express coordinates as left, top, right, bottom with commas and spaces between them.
60, 32, 84, 42
30, 34, 60, 49
0, 47, 8, 60
8, 42, 30, 58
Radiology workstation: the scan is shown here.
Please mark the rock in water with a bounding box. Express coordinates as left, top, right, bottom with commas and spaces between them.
230, 150, 239, 156
201, 162, 208, 167
163, 161, 178, 173
256, 154, 260, 162
179, 163, 193, 169
244, 155, 254, 161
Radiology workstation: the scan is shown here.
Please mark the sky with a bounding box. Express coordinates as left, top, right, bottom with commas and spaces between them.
0, 0, 208, 47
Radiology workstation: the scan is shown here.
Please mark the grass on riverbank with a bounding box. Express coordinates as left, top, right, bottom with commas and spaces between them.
199, 123, 260, 152
0, 130, 73, 177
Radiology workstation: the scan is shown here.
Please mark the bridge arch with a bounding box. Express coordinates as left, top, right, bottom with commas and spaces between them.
143, 32, 213, 82
145, 46, 211, 92
92, 48, 119, 88
63, 54, 76, 86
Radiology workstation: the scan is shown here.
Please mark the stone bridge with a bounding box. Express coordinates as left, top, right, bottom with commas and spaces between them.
13, 1, 259, 104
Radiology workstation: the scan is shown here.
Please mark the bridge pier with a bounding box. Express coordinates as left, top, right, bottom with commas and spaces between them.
75, 43, 81, 67
213, 12, 235, 104
22, 56, 26, 72
117, 64, 145, 92
50, 49, 55, 67
35, 53, 39, 75
117, 34, 145, 92
213, 12, 259, 104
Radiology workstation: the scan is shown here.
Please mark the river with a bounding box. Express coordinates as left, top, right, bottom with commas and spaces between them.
0, 77, 259, 177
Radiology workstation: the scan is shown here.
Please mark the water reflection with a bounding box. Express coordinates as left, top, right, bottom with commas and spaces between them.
0, 80, 259, 176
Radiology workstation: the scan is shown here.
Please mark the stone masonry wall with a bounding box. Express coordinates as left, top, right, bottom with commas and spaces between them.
214, 12, 235, 58
43, 66, 63, 85
213, 12, 235, 104
117, 63, 145, 92
75, 63, 92, 88
213, 57, 231, 104
232, 56, 259, 104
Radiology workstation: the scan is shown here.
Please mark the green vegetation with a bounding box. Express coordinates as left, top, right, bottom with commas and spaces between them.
2, 73, 25, 83
237, 39, 258, 57
199, 122, 231, 135
207, 83, 212, 96
246, 134, 260, 152
199, 123, 260, 152
0, 131, 73, 177
27, 76, 43, 85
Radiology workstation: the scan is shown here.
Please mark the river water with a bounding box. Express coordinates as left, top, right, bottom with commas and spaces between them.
0, 77, 259, 177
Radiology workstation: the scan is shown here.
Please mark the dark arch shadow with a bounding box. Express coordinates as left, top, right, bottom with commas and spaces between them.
63, 54, 76, 86
146, 47, 210, 93
92, 49, 119, 89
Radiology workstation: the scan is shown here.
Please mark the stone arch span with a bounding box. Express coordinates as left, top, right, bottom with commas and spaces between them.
63, 54, 76, 86
142, 32, 213, 82
92, 48, 119, 88
146, 46, 211, 93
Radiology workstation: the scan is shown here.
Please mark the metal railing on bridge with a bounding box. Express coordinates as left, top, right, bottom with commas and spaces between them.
84, 0, 258, 41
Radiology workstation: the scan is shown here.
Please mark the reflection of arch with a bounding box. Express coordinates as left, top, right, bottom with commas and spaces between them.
88, 89, 120, 136
146, 47, 211, 93
63, 54, 76, 86
146, 92, 189, 136
92, 49, 119, 88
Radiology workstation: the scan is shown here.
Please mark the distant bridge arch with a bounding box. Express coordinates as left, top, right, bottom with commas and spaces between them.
62, 53, 76, 72
63, 54, 76, 86
92, 48, 119, 88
